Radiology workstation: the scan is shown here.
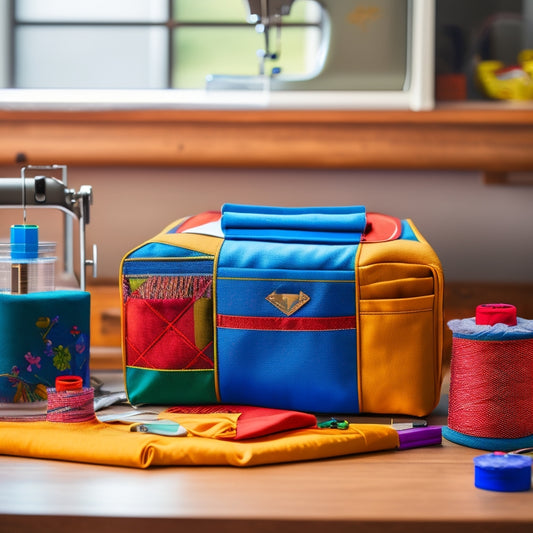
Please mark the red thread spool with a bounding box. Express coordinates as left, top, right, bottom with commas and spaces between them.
476, 303, 517, 326
55, 375, 83, 391
46, 375, 95, 423
448, 336, 533, 439
448, 304, 533, 441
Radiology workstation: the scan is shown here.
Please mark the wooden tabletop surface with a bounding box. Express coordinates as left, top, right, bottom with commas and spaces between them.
1, 372, 532, 533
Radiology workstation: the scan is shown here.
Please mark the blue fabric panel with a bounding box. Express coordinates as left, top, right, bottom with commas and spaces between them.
217, 276, 355, 317
123, 259, 213, 276
215, 205, 361, 413
217, 328, 358, 413
218, 267, 355, 282
218, 240, 357, 272
222, 228, 363, 244
400, 220, 419, 241
222, 204, 366, 244
128, 242, 209, 259
223, 204, 366, 216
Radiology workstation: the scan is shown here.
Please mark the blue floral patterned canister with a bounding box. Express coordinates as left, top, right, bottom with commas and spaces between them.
0, 290, 90, 403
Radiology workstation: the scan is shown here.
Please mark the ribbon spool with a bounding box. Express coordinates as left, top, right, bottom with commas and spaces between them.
443, 304, 533, 451
46, 375, 95, 423
474, 453, 532, 492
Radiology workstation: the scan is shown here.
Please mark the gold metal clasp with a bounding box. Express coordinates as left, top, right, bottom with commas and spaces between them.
266, 290, 310, 316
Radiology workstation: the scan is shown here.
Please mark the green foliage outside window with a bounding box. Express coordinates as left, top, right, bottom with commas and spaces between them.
172, 0, 319, 88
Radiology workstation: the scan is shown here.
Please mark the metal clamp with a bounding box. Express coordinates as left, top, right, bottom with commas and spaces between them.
0, 164, 97, 290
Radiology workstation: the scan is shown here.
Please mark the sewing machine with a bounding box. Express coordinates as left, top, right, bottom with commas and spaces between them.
0, 165, 96, 290
206, 0, 435, 109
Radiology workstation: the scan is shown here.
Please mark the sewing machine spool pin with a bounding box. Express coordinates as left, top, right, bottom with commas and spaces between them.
0, 165, 97, 290
246, 0, 291, 75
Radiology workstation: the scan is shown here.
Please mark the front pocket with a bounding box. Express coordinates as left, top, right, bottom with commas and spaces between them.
216, 268, 359, 413
358, 294, 438, 416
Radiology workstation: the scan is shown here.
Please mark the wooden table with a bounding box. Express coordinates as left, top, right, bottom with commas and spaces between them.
1, 374, 532, 533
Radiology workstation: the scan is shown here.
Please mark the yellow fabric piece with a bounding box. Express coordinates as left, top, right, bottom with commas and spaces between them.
0, 420, 399, 468
125, 217, 223, 257
193, 297, 214, 350
162, 412, 240, 439
154, 232, 222, 256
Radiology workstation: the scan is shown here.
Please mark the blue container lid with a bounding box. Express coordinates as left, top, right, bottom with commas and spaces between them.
474, 453, 532, 492
10, 224, 39, 260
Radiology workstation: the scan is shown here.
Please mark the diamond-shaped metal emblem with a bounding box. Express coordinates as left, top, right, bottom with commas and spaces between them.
266, 290, 310, 316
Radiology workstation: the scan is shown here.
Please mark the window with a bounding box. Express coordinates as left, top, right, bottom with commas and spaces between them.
5, 0, 322, 90
0, 1, 436, 111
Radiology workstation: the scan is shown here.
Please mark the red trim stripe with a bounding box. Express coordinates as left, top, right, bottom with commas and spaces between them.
172, 211, 221, 233
217, 315, 356, 331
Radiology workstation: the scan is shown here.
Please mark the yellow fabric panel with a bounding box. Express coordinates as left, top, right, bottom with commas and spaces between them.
356, 220, 444, 417
0, 420, 399, 468
158, 217, 189, 234
359, 276, 434, 300
358, 263, 432, 286
193, 297, 213, 350
358, 296, 437, 416
119, 224, 221, 271
155, 233, 222, 256
358, 221, 441, 271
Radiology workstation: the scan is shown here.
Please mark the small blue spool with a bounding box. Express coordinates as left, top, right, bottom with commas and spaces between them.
474, 453, 532, 492
10, 224, 39, 260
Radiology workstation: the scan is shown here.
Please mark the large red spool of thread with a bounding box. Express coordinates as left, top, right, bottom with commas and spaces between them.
444, 304, 533, 450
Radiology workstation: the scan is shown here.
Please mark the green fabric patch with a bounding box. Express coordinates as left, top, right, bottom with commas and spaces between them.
126, 366, 217, 405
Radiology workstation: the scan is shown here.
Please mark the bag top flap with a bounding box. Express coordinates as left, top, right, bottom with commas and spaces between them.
221, 204, 367, 244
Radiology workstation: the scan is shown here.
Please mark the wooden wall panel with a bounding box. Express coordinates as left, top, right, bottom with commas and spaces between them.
0, 106, 532, 172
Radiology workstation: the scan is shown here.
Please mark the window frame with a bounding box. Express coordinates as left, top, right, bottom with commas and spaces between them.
0, 0, 436, 111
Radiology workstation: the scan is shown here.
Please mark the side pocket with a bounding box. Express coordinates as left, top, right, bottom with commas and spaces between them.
358, 263, 434, 300
358, 294, 437, 416
124, 297, 214, 371
360, 277, 434, 300
122, 271, 216, 405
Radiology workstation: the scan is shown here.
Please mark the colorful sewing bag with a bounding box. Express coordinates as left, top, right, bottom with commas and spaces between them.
121, 204, 444, 416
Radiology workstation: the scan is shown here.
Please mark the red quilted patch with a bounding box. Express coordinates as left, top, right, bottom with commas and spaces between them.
125, 298, 213, 370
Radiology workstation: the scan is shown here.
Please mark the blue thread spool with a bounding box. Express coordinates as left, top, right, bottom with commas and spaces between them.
474, 453, 532, 492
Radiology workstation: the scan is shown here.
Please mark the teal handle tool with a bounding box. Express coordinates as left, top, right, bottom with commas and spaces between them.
130, 420, 187, 437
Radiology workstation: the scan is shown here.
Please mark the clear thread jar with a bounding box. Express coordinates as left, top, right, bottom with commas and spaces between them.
0, 225, 56, 294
